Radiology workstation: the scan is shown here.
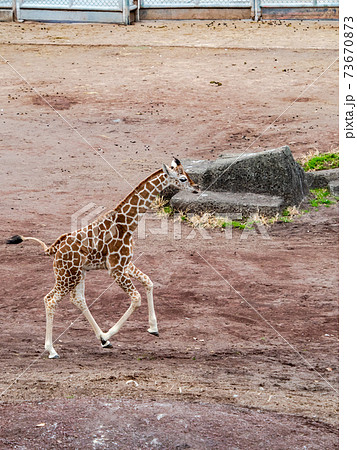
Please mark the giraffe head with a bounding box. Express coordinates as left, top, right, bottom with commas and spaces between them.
163, 158, 200, 193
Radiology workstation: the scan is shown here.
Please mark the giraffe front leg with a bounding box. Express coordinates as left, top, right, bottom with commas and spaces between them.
101, 293, 141, 342
125, 262, 158, 336
69, 279, 113, 350
82, 308, 113, 349
146, 282, 159, 336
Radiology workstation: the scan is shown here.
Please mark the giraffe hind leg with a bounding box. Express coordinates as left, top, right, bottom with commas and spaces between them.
44, 288, 67, 359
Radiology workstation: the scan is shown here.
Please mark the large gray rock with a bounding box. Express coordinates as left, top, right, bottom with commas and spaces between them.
171, 190, 284, 218
305, 168, 339, 189
182, 146, 308, 208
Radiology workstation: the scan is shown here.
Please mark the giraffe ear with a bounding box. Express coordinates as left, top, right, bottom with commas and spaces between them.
171, 157, 181, 169
162, 164, 171, 176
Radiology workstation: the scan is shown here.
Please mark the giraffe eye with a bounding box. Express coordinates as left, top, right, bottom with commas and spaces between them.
179, 176, 187, 182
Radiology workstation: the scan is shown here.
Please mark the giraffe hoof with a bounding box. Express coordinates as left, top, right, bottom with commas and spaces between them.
49, 354, 60, 359
102, 342, 113, 349
148, 330, 159, 337
101, 337, 113, 349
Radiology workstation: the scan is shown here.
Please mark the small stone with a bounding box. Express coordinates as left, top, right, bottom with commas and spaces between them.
328, 180, 339, 196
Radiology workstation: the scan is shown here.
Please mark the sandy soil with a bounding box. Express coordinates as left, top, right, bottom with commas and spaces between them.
0, 20, 338, 448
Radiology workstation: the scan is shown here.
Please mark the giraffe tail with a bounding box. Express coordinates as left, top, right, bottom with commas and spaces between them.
6, 235, 50, 253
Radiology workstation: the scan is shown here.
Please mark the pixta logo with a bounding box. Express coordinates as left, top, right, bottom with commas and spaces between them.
71, 202, 106, 232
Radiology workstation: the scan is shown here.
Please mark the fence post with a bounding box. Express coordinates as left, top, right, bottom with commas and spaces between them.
136, 0, 140, 22
12, 0, 17, 21
123, 0, 130, 24
254, 0, 261, 21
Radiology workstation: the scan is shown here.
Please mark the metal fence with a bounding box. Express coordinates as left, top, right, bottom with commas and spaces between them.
255, 0, 338, 21
0, 0, 339, 23
141, 0, 250, 8
140, 0, 338, 8
17, 0, 124, 10
141, 0, 337, 7
260, 0, 338, 5
8, 0, 136, 22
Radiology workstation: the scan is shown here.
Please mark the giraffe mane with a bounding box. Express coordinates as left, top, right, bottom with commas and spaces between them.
115, 168, 164, 210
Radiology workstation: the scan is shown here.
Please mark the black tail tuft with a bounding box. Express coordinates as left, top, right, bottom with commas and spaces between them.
6, 235, 23, 245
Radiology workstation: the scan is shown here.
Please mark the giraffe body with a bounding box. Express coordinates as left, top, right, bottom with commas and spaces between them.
7, 159, 199, 358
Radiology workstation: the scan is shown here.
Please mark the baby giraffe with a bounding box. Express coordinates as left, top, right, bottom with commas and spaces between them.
7, 158, 199, 358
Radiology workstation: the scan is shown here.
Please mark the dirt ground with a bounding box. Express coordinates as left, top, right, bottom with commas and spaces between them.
0, 20, 338, 448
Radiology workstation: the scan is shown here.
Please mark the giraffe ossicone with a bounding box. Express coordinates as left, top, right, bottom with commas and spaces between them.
7, 158, 199, 359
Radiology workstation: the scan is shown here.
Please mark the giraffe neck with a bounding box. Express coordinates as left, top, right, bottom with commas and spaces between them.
114, 169, 168, 232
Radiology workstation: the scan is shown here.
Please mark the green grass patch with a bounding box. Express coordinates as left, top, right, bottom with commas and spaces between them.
278, 216, 293, 223
163, 205, 174, 215
303, 152, 339, 172
279, 209, 292, 223
222, 220, 247, 229
309, 188, 336, 208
